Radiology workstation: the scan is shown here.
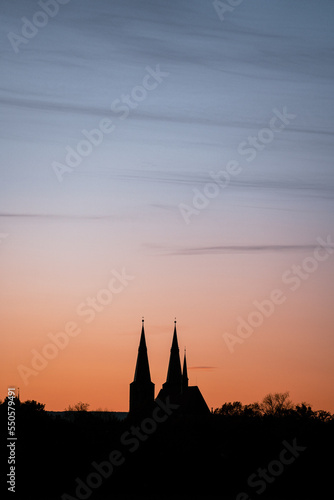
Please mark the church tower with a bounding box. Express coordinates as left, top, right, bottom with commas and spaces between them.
129, 319, 155, 415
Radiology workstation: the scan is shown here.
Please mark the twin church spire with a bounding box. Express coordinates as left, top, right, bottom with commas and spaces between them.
129, 319, 188, 415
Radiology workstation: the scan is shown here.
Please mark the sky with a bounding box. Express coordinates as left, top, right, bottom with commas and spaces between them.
1, 0, 334, 412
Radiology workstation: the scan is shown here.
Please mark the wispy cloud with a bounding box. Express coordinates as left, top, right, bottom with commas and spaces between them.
148, 243, 333, 257
71, 169, 334, 197
0, 213, 120, 220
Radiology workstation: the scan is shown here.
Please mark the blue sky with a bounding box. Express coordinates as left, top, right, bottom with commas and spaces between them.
1, 1, 333, 224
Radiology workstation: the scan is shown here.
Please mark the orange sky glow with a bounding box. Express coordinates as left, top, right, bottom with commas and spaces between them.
1, 0, 334, 416
2, 233, 334, 413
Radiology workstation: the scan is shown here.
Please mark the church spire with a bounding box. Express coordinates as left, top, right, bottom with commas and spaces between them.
129, 318, 155, 414
133, 318, 152, 383
182, 348, 189, 392
163, 319, 182, 395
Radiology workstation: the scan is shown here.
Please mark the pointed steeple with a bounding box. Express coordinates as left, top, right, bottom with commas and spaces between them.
182, 348, 189, 392
133, 318, 152, 383
129, 318, 155, 414
163, 319, 182, 395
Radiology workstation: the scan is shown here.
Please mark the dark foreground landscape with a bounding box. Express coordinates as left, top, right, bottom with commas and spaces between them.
1, 396, 333, 500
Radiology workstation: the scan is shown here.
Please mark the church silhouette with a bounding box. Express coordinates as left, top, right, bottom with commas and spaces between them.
129, 319, 209, 417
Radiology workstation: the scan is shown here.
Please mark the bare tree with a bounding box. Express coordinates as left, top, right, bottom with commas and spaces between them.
65, 401, 90, 412
261, 392, 293, 415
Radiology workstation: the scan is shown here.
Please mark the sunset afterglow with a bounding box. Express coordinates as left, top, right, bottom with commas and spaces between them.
1, 0, 334, 415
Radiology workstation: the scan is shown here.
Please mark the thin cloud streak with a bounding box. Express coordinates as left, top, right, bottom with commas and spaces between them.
74, 169, 334, 195
148, 244, 334, 256
0, 213, 121, 220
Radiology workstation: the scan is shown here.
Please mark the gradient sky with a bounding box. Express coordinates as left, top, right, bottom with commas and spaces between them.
1, 0, 334, 412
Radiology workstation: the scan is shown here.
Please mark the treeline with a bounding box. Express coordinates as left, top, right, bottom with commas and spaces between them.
0, 393, 333, 500
2, 390, 332, 420
213, 391, 333, 421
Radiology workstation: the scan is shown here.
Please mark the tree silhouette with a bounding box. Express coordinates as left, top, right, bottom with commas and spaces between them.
314, 409, 333, 422
260, 391, 293, 415
295, 402, 315, 419
21, 399, 45, 412
64, 401, 90, 411
213, 401, 243, 416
